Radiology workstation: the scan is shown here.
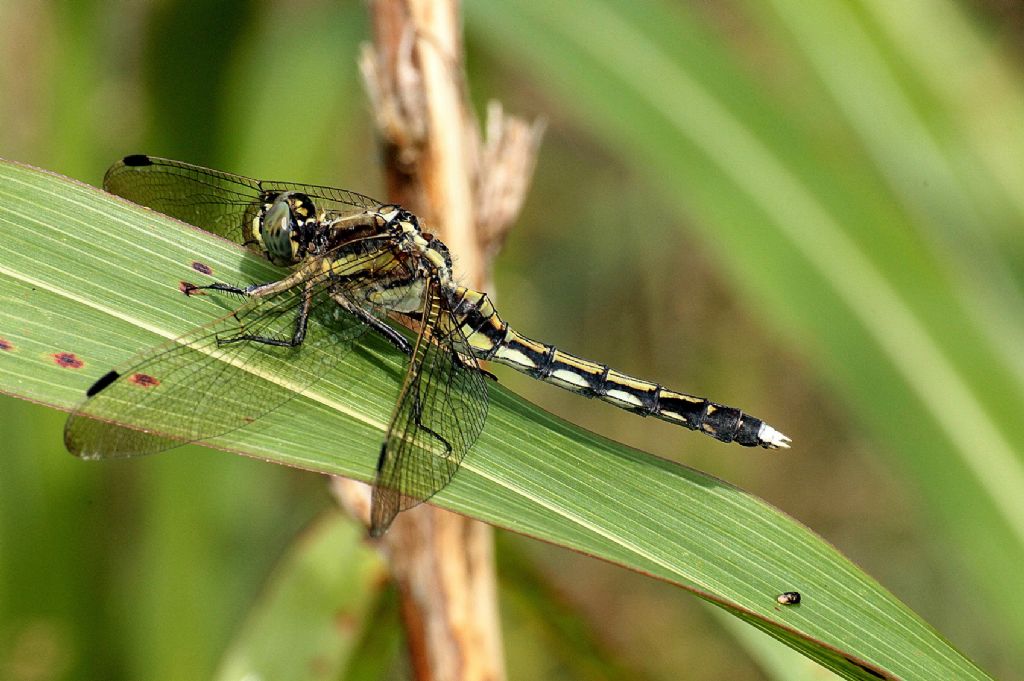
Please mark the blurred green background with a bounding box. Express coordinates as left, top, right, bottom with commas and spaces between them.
2, 0, 1024, 679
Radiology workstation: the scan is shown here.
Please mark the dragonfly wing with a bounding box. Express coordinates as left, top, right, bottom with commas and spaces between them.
104, 156, 385, 247
260, 180, 384, 213
104, 155, 267, 246
64, 269, 370, 459
370, 277, 489, 536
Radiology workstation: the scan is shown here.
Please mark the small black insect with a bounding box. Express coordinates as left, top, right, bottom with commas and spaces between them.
776, 591, 801, 606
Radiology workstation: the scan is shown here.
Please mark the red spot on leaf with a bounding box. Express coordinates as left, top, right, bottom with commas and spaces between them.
180, 281, 203, 296
192, 261, 213, 275
0, 338, 13, 351
129, 373, 159, 388
53, 352, 84, 369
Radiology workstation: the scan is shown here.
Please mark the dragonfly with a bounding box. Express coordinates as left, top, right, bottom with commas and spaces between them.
64, 155, 790, 536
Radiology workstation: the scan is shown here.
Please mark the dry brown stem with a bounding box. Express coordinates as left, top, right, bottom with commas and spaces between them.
331, 1, 543, 679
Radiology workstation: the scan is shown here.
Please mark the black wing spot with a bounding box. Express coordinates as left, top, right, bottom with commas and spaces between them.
122, 154, 154, 167
86, 370, 120, 396
53, 352, 85, 369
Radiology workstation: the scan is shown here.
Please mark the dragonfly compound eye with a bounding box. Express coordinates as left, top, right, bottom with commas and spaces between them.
259, 193, 301, 265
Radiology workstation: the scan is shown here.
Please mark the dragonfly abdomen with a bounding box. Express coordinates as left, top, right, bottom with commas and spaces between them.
451, 287, 790, 449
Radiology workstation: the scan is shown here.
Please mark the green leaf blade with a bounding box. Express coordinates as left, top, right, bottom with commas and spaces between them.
0, 160, 990, 680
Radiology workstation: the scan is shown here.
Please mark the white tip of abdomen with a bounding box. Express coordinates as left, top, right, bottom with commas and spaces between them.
758, 423, 792, 449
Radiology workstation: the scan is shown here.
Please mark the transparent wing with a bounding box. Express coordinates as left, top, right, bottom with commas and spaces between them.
104, 156, 268, 246
260, 179, 384, 214
103, 155, 385, 247
63, 252, 403, 460
369, 277, 490, 536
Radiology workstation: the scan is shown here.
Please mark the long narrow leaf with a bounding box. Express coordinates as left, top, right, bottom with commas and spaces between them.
0, 161, 990, 680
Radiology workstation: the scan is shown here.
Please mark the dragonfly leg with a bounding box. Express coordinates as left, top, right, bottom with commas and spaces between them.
361, 312, 412, 356
330, 293, 412, 356
217, 282, 313, 348
187, 262, 323, 300
186, 279, 302, 297
183, 282, 248, 297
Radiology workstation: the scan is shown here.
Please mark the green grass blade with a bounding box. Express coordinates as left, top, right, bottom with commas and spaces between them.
0, 161, 990, 680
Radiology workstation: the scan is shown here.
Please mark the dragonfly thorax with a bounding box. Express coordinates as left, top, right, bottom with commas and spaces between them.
380, 207, 455, 279
422, 232, 453, 271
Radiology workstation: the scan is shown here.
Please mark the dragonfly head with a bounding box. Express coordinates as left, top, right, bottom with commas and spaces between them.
255, 191, 318, 266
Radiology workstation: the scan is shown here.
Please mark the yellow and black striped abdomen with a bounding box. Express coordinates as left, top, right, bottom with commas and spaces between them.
450, 287, 789, 449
